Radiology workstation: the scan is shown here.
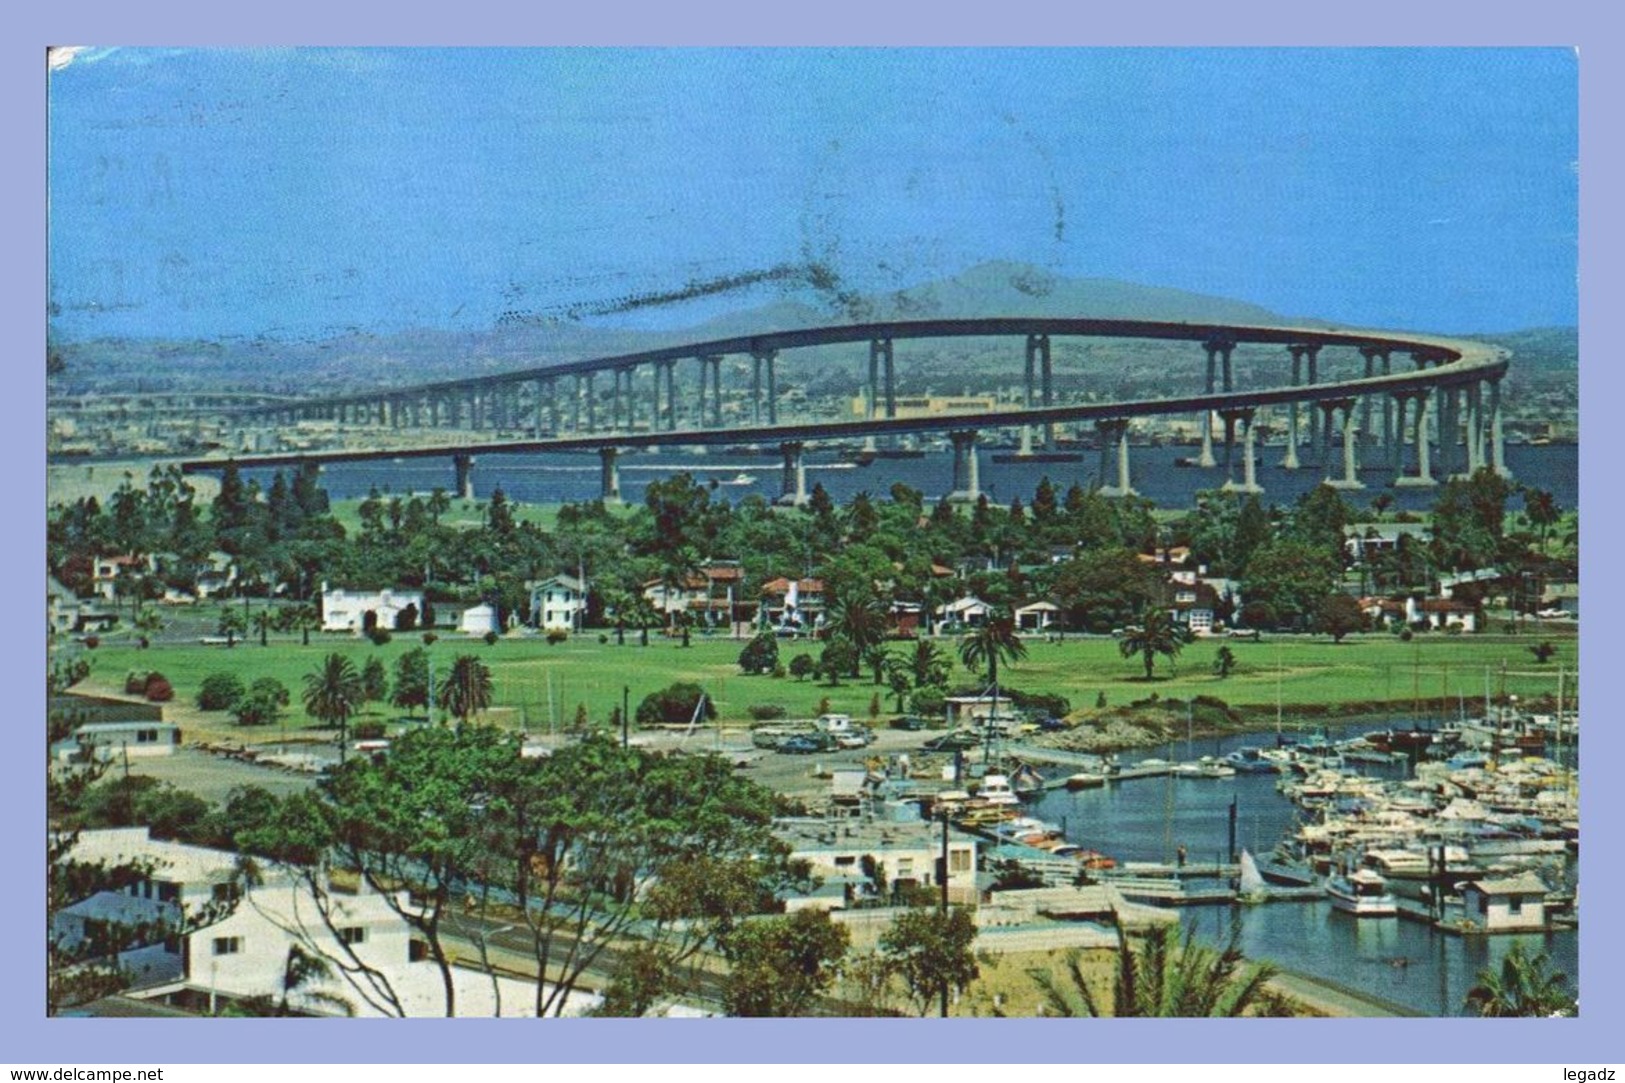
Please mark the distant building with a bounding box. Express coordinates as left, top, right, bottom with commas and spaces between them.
774, 817, 979, 907
458, 603, 500, 637
320, 586, 423, 633
59, 721, 182, 764
1460, 873, 1550, 933
848, 395, 998, 420
529, 574, 586, 631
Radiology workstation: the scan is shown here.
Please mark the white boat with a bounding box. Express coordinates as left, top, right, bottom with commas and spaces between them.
1327, 868, 1399, 916
974, 774, 1021, 806
1239, 849, 1269, 901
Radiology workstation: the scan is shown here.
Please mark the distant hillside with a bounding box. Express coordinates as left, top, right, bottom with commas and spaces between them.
47, 262, 1568, 395
1461, 326, 1578, 371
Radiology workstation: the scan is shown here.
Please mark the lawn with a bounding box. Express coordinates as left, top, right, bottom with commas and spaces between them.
66, 625, 1578, 744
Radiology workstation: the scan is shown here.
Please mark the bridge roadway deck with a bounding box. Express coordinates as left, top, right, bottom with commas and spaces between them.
231, 316, 1498, 413
180, 355, 1507, 475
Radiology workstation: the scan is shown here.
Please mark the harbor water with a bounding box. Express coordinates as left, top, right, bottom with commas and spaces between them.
251, 443, 1578, 514
1029, 726, 1579, 1017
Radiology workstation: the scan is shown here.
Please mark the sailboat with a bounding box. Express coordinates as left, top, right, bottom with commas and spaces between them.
1238, 848, 1270, 903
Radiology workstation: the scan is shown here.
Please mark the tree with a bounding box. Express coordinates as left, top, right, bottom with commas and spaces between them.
719, 909, 850, 1017
1117, 606, 1192, 681
880, 907, 979, 1017
737, 633, 779, 675
1212, 645, 1237, 679
1028, 924, 1279, 1017
818, 637, 857, 686
286, 603, 320, 646
198, 672, 247, 712
1240, 539, 1340, 631
1464, 943, 1576, 1017
906, 639, 952, 690
391, 647, 431, 712
252, 607, 277, 647
217, 607, 247, 648
234, 678, 290, 727
302, 654, 363, 755
1315, 593, 1367, 643
361, 656, 389, 705
788, 653, 816, 682
1524, 488, 1561, 557
827, 590, 889, 679
635, 682, 715, 727
957, 609, 1027, 692
441, 654, 493, 729
1052, 546, 1163, 633
1529, 641, 1558, 664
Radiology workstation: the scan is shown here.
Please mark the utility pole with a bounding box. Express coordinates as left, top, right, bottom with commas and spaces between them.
622, 685, 631, 750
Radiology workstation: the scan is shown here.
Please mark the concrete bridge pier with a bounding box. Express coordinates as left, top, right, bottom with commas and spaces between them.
1095, 419, 1136, 497
947, 429, 981, 503
1324, 399, 1363, 490
1280, 348, 1302, 469
453, 454, 476, 501
1220, 409, 1262, 494
760, 349, 779, 426
750, 354, 762, 425
1207, 338, 1236, 461
707, 355, 723, 427
1358, 347, 1385, 452
1019, 339, 1035, 456
572, 375, 583, 433
1394, 391, 1437, 487
598, 447, 622, 505
777, 441, 808, 506
658, 360, 675, 431
1488, 378, 1509, 478
1197, 344, 1217, 468
1031, 335, 1054, 450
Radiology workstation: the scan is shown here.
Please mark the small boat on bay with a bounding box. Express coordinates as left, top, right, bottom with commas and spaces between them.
1327, 868, 1399, 917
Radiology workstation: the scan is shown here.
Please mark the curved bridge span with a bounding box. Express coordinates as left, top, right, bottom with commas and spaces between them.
193, 317, 1511, 504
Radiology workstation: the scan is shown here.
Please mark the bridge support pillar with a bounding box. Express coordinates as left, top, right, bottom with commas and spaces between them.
585, 372, 597, 433
1488, 378, 1509, 478
598, 447, 622, 505
751, 354, 762, 425
662, 360, 677, 431
947, 430, 981, 503
572, 375, 583, 433
1323, 399, 1363, 490
777, 441, 808, 506
1359, 347, 1384, 452
1095, 419, 1135, 497
1221, 410, 1262, 494
453, 454, 476, 501
1394, 392, 1437, 487
1206, 338, 1236, 463
709, 356, 723, 427
1464, 383, 1484, 473
761, 349, 779, 426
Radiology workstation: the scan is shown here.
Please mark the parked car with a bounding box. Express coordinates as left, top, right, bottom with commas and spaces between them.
835, 730, 873, 749
890, 715, 927, 731
779, 735, 824, 754
1037, 716, 1068, 732
923, 731, 979, 752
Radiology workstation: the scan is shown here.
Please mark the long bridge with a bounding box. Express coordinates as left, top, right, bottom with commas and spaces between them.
180, 317, 1511, 505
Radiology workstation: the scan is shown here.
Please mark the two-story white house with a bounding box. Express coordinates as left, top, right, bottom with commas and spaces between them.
529, 574, 586, 631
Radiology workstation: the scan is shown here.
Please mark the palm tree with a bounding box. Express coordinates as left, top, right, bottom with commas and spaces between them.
907, 638, 952, 690
302, 653, 363, 760
1118, 605, 1192, 681
132, 607, 164, 649
957, 608, 1027, 691
1524, 488, 1560, 557
829, 591, 889, 679
217, 607, 247, 649
441, 654, 494, 730
1465, 943, 1576, 1017
288, 603, 321, 646
1029, 924, 1279, 1018
252, 608, 277, 647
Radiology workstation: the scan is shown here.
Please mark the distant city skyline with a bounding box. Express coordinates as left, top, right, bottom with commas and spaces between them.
47, 47, 1577, 342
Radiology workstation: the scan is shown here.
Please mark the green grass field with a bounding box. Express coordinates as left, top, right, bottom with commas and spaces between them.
70, 626, 1578, 740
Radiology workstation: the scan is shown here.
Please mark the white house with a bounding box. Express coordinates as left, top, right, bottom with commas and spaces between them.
529, 574, 586, 631
56, 827, 602, 1017
48, 574, 80, 636
1460, 872, 1549, 933
1013, 601, 1060, 632
775, 818, 979, 906
1405, 596, 1478, 632
321, 586, 424, 633
63, 721, 182, 764
936, 595, 992, 629
458, 602, 500, 637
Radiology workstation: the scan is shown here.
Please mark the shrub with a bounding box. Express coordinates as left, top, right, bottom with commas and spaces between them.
909, 687, 946, 720
636, 682, 717, 727
788, 653, 816, 681
422, 631, 439, 646
352, 720, 386, 741
125, 671, 149, 695
197, 672, 246, 711
546, 628, 569, 645
748, 704, 788, 721
1400, 628, 1414, 642
83, 635, 99, 649
483, 631, 500, 646
598, 633, 609, 644
738, 633, 780, 675
143, 674, 174, 703
367, 627, 393, 646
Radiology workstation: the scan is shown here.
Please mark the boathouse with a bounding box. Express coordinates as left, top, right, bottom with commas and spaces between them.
1460, 872, 1549, 933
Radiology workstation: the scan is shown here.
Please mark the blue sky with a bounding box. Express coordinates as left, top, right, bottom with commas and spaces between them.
47, 47, 1577, 340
